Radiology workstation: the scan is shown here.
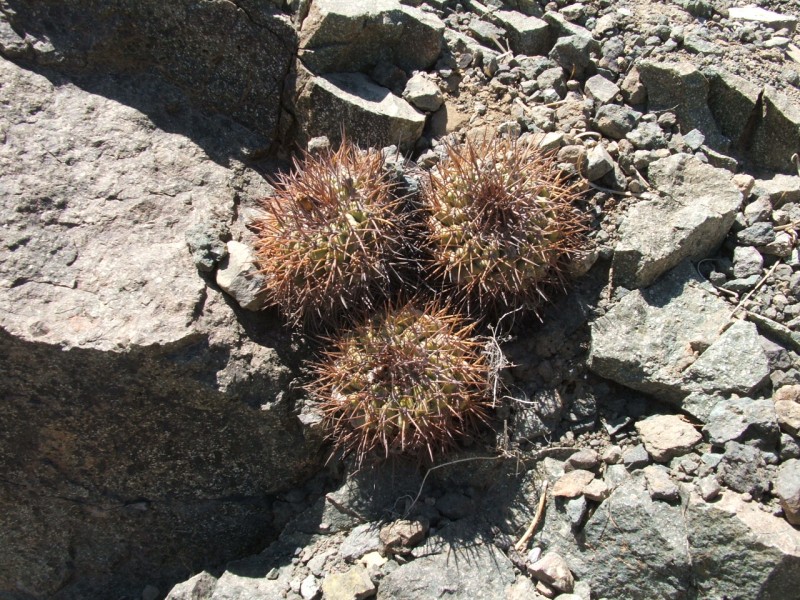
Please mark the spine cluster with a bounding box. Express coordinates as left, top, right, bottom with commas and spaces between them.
252, 136, 588, 464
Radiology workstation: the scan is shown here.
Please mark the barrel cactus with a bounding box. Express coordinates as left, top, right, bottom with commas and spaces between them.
308, 303, 489, 464
422, 136, 587, 315
253, 140, 410, 328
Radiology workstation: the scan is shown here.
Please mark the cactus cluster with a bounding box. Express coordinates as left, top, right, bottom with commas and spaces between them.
423, 136, 587, 316
253, 142, 408, 328
253, 136, 588, 464
308, 304, 489, 465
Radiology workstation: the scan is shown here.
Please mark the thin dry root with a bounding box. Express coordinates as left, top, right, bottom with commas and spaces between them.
514, 479, 549, 553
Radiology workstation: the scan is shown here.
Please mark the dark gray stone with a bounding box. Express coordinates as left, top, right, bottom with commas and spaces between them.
185, 222, 229, 273
339, 523, 383, 563
298, 0, 444, 74
622, 444, 650, 471
293, 69, 425, 151
538, 66, 567, 98
717, 442, 769, 497
584, 74, 620, 104
564, 496, 588, 529
561, 480, 693, 599
705, 67, 762, 149
0, 57, 325, 600
377, 543, 515, 599
751, 175, 800, 207
638, 60, 727, 150
683, 321, 771, 399
687, 491, 800, 599
492, 10, 550, 56
594, 104, 641, 139
0, 0, 296, 143
626, 122, 668, 150
749, 87, 800, 174
612, 155, 742, 289
590, 263, 732, 404
737, 222, 776, 246
548, 35, 599, 77
703, 396, 780, 447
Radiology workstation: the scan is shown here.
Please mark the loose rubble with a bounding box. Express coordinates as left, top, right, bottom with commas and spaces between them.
3, 0, 800, 597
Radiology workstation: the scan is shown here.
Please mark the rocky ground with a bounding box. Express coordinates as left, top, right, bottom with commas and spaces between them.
2, 0, 800, 598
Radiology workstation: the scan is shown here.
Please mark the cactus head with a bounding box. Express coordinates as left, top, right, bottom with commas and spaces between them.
253, 140, 409, 328
308, 304, 490, 465
423, 136, 587, 316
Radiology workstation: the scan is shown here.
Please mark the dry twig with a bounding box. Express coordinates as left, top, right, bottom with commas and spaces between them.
514, 480, 549, 553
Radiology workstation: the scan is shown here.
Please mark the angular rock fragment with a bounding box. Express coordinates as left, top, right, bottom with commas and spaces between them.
553, 470, 596, 498
492, 11, 550, 56
593, 104, 641, 139
751, 175, 800, 206
636, 415, 702, 463
548, 35, 598, 77
322, 566, 376, 600
613, 154, 742, 289
749, 87, 800, 174
294, 70, 425, 151
728, 5, 798, 32
683, 321, 771, 398
705, 67, 762, 149
774, 459, 800, 525
380, 519, 429, 552
643, 465, 681, 502
717, 442, 769, 496
589, 263, 732, 404
638, 60, 727, 150
528, 552, 575, 593
298, 0, 444, 73
574, 480, 693, 598
584, 74, 620, 104
774, 385, 800, 435
703, 396, 779, 446
215, 241, 269, 311
687, 491, 800, 598
403, 72, 444, 112
377, 544, 514, 599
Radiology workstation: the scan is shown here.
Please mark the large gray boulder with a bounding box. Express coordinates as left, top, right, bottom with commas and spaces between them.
749, 87, 800, 174
377, 543, 515, 599
687, 491, 800, 598
0, 0, 295, 142
612, 153, 742, 289
0, 58, 323, 599
705, 67, 762, 149
638, 60, 727, 150
548, 478, 694, 599
298, 0, 444, 74
589, 263, 769, 407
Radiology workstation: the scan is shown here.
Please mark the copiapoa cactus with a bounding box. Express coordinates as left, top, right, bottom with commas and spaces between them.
307, 303, 490, 465
253, 140, 411, 328
422, 136, 587, 316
